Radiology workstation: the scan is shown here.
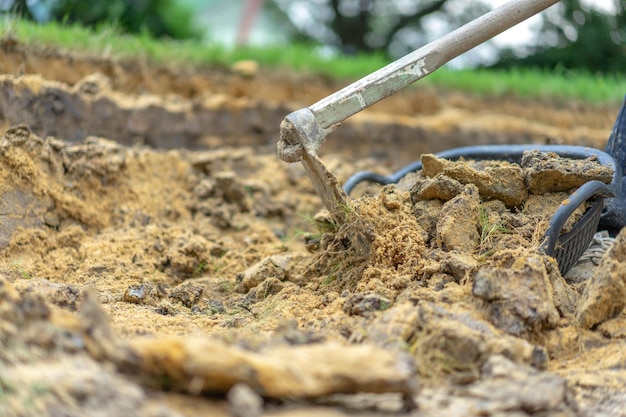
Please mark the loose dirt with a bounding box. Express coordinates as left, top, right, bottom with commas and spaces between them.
0, 41, 625, 417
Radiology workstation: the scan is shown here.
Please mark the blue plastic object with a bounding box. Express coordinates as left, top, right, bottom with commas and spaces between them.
600, 95, 626, 234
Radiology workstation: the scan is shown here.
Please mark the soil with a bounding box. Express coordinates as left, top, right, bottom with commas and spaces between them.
0, 41, 625, 417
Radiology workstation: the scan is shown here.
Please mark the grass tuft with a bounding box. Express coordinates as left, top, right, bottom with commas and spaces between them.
477, 206, 509, 258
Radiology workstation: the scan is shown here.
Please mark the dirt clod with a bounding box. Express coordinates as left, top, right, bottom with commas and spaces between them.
522, 149, 614, 194
342, 292, 392, 316
123, 283, 165, 306
473, 255, 560, 336
575, 228, 626, 328
435, 184, 480, 252
236, 254, 292, 293
421, 153, 528, 207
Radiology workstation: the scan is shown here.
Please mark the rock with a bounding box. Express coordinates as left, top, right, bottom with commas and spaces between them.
379, 185, 409, 210
466, 355, 571, 414
435, 184, 480, 252
274, 319, 326, 345
0, 188, 51, 248
127, 337, 418, 399
410, 173, 464, 201
202, 299, 226, 315
473, 255, 560, 336
169, 282, 204, 308
1, 357, 150, 417
343, 292, 392, 316
420, 154, 527, 208
363, 302, 547, 376
214, 171, 252, 212
411, 198, 443, 243
440, 251, 478, 283
123, 283, 165, 306
12, 278, 83, 311
73, 72, 112, 95
78, 288, 123, 361
545, 259, 579, 316
246, 276, 286, 301
236, 254, 292, 293
421, 154, 447, 177
227, 383, 264, 417
575, 228, 626, 329
0, 274, 50, 331
231, 60, 259, 78
521, 149, 614, 194
161, 234, 210, 279
209, 203, 235, 228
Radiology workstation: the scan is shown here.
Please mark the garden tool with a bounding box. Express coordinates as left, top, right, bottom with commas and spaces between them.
277, 0, 561, 230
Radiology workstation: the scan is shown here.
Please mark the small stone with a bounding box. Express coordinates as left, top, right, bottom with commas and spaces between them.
214, 171, 251, 212
410, 173, 464, 201
411, 198, 442, 243
203, 299, 226, 315
169, 282, 203, 308
440, 251, 478, 283
43, 211, 61, 228
236, 254, 291, 293
123, 283, 164, 306
343, 292, 392, 316
73, 72, 112, 95
379, 185, 409, 210
247, 277, 285, 301
231, 60, 259, 78
227, 383, 263, 417
420, 154, 447, 177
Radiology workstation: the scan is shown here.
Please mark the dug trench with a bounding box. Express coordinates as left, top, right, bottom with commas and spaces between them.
0, 42, 625, 417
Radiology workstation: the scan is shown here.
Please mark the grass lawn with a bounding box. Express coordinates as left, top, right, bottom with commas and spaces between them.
1, 17, 624, 104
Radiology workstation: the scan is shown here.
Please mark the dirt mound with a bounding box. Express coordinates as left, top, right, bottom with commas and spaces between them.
0, 43, 615, 167
1, 43, 626, 417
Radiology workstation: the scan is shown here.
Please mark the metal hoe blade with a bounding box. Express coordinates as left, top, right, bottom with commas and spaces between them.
277, 0, 560, 226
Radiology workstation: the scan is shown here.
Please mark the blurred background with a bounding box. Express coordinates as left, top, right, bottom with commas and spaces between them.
1, 0, 623, 73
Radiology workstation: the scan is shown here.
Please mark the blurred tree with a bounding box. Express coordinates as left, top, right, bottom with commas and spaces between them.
272, 0, 489, 58
3, 0, 35, 20
493, 0, 625, 73
0, 0, 201, 40
51, 0, 201, 39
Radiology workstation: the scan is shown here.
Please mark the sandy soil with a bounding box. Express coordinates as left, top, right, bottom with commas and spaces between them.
0, 41, 625, 417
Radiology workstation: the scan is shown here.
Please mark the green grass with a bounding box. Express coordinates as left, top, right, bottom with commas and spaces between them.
477, 206, 510, 259
0, 17, 385, 77
423, 66, 626, 104
1, 17, 624, 104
